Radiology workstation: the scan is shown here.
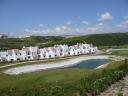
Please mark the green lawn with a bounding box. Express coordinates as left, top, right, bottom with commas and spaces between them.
99, 44, 128, 49
0, 55, 100, 91
0, 58, 126, 96
0, 68, 93, 88
0, 60, 123, 89
111, 50, 128, 56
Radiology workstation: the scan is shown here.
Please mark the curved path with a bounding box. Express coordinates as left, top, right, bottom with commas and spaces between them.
4, 55, 109, 75
0, 57, 72, 69
0, 51, 102, 69
0, 52, 102, 69
109, 48, 128, 51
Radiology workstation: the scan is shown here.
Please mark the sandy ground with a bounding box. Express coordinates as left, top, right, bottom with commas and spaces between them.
4, 55, 109, 75
95, 63, 108, 69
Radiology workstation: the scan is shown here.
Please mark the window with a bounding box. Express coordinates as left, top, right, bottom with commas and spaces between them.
28, 56, 31, 58
17, 58, 20, 61
38, 55, 41, 58
49, 55, 51, 58
3, 59, 6, 62
11, 59, 14, 62
27, 52, 30, 55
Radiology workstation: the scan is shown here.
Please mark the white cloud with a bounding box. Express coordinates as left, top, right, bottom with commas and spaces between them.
61, 26, 67, 30
23, 23, 117, 36
124, 16, 128, 19
54, 26, 68, 32
81, 20, 89, 25
55, 26, 61, 32
66, 21, 71, 25
98, 22, 104, 26
116, 16, 128, 29
45, 29, 50, 33
98, 12, 114, 22
21, 15, 127, 37
39, 24, 44, 27
86, 27, 98, 33
24, 28, 30, 32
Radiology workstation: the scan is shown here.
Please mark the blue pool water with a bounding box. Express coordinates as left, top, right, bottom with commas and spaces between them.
70, 59, 109, 69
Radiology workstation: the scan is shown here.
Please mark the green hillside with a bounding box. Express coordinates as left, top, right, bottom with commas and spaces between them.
0, 36, 64, 50
0, 32, 128, 50
39, 32, 128, 48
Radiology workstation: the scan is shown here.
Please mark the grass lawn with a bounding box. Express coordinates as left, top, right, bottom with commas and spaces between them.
99, 44, 128, 49
0, 68, 94, 89
0, 50, 126, 95
0, 60, 123, 89
0, 55, 103, 91
111, 50, 128, 56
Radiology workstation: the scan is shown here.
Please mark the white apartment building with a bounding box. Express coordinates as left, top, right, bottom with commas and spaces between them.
0, 43, 98, 62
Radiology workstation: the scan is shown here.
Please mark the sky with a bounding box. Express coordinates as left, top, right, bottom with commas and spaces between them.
0, 0, 128, 37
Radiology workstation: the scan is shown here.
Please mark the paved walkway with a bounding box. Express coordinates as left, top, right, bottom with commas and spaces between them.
109, 48, 128, 51
0, 57, 72, 69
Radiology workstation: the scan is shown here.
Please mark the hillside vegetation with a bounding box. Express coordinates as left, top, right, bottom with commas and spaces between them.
0, 32, 128, 50
39, 32, 128, 48
0, 36, 64, 50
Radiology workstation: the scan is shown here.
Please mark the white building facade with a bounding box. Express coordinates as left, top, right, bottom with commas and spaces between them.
0, 43, 98, 62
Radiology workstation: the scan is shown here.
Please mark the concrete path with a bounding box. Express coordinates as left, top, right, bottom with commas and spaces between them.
109, 48, 128, 51
0, 57, 72, 69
